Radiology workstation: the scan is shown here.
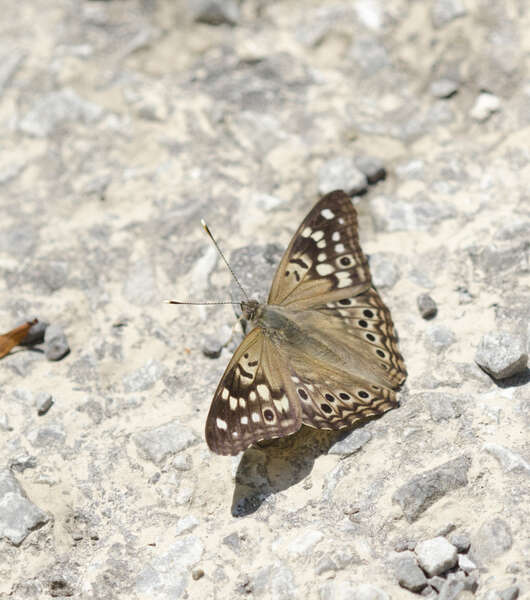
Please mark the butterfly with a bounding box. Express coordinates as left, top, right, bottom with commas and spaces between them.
204, 190, 406, 455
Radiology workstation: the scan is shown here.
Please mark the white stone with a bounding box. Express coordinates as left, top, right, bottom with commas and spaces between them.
415, 536, 457, 576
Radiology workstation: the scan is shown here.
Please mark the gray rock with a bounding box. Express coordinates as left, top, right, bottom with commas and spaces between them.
123, 359, 169, 393
201, 334, 224, 359
0, 156, 27, 184
458, 554, 477, 573
396, 159, 425, 180
315, 555, 337, 575
483, 443, 530, 474
430, 78, 459, 98
328, 429, 372, 456
175, 515, 199, 536
431, 0, 466, 28
475, 331, 528, 379
19, 88, 103, 137
471, 518, 512, 565
0, 469, 48, 545
9, 453, 37, 472
369, 253, 400, 289
19, 320, 48, 346
27, 423, 66, 448
135, 535, 203, 599
415, 536, 457, 576
355, 156, 386, 184
449, 532, 470, 553
189, 0, 239, 26
393, 551, 428, 592
424, 392, 461, 422
470, 92, 501, 122
252, 561, 297, 599
44, 324, 70, 361
417, 293, 438, 319
424, 324, 456, 353
36, 392, 54, 415
429, 576, 445, 592
133, 419, 198, 465
438, 574, 477, 600
498, 586, 519, 600
318, 156, 368, 196
392, 455, 471, 522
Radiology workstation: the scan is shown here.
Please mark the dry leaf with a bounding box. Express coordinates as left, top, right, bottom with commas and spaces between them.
0, 319, 38, 359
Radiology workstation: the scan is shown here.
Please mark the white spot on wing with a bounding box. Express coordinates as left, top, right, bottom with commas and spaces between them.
335, 243, 345, 253
230, 396, 237, 410
239, 397, 246, 409
249, 391, 257, 402
316, 263, 334, 276
301, 227, 312, 238
332, 232, 341, 242
251, 412, 260, 423
222, 388, 229, 400
311, 230, 324, 242
216, 418, 227, 430
321, 208, 334, 219
317, 239, 327, 249
257, 384, 270, 401
241, 416, 248, 425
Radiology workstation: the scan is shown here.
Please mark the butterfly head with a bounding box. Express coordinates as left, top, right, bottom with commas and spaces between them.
240, 299, 262, 323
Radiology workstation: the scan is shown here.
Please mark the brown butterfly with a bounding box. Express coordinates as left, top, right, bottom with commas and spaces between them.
194, 191, 406, 455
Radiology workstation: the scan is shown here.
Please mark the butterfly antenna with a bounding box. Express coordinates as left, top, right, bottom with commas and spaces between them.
200, 219, 249, 301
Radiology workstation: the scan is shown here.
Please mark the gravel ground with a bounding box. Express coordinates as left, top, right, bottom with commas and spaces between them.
0, 1, 529, 599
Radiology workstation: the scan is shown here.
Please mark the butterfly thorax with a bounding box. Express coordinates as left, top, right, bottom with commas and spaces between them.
240, 299, 263, 323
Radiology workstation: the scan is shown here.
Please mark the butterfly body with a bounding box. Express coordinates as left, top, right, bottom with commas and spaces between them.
206, 191, 406, 455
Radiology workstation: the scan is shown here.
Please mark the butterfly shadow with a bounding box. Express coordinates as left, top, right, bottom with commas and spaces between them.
230, 426, 347, 517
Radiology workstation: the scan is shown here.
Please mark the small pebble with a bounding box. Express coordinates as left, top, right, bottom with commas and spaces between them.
470, 92, 501, 121
19, 319, 48, 346
36, 392, 54, 415
449, 533, 471, 553
475, 331, 528, 379
201, 334, 224, 359
191, 567, 204, 580
355, 156, 386, 184
415, 536, 457, 577
458, 554, 477, 573
417, 293, 438, 319
430, 78, 459, 98
44, 324, 70, 361
394, 551, 428, 592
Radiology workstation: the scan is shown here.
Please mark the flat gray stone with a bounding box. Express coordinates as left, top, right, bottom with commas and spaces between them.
136, 535, 203, 599
392, 455, 471, 522
424, 392, 461, 422
253, 561, 297, 599
27, 422, 66, 448
449, 532, 470, 553
393, 551, 428, 592
470, 518, 512, 565
415, 536, 457, 576
430, 78, 459, 98
123, 359, 169, 393
431, 0, 466, 28
318, 156, 368, 196
417, 293, 438, 319
133, 419, 198, 465
0, 469, 48, 546
36, 392, 54, 415
475, 331, 528, 379
369, 253, 400, 289
458, 554, 477, 573
370, 195, 455, 232
483, 443, 530, 474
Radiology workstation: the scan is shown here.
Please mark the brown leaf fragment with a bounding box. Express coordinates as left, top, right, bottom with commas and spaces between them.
0, 319, 38, 358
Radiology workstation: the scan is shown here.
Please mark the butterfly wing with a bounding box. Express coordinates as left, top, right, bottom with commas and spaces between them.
268, 190, 372, 309
205, 327, 302, 455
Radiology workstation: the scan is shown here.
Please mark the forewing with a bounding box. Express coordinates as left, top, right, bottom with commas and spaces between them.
205, 328, 302, 455
268, 190, 371, 309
